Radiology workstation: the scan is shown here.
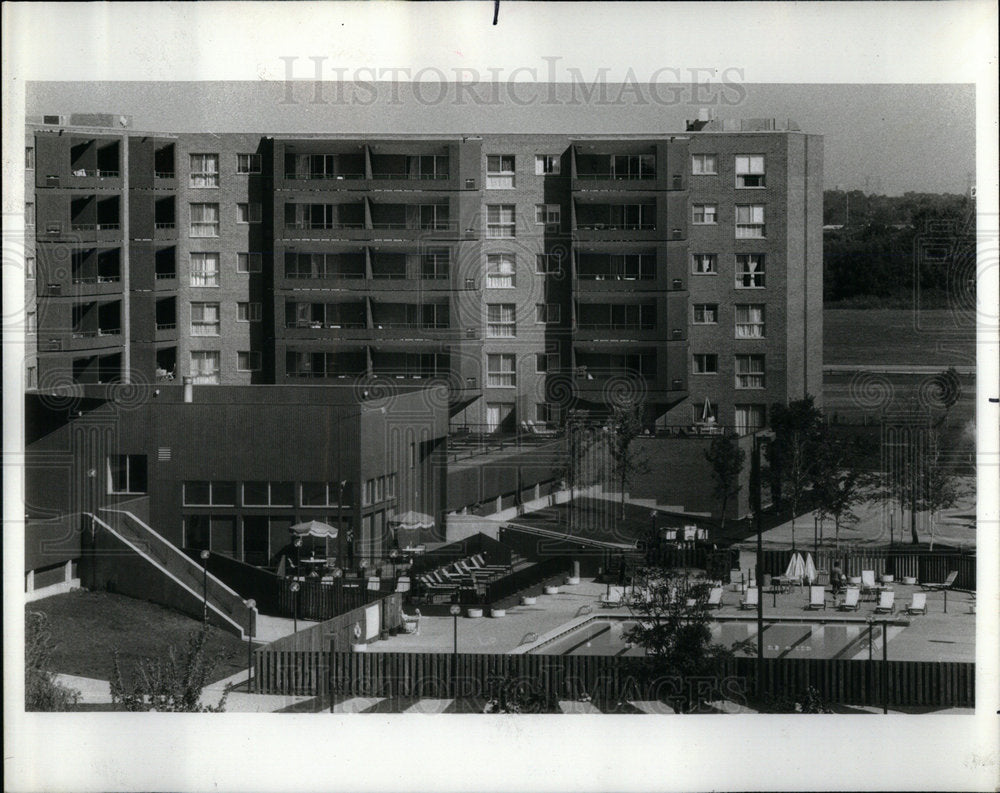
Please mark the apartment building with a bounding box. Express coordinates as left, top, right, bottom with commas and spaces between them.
25, 114, 822, 436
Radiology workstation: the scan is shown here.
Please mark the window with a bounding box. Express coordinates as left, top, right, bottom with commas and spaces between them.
735, 204, 766, 238
535, 303, 560, 324
421, 249, 450, 279
191, 351, 220, 384
735, 155, 766, 188
237, 351, 261, 371
487, 303, 516, 337
26, 147, 34, 169
693, 401, 718, 424
536, 403, 558, 423
487, 353, 516, 387
190, 252, 219, 286
25, 203, 34, 227
301, 481, 351, 507
691, 154, 717, 175
387, 473, 397, 498
26, 310, 37, 334
189, 154, 219, 188
237, 203, 261, 223
184, 481, 236, 506
535, 155, 560, 175
735, 405, 767, 435
191, 302, 221, 336
735, 254, 765, 288
26, 365, 37, 389
26, 255, 36, 278
692, 354, 718, 374
487, 155, 515, 188
237, 252, 262, 273
486, 254, 516, 288
735, 304, 765, 337
692, 204, 718, 224
376, 477, 385, 502
692, 304, 718, 324
735, 354, 765, 389
242, 481, 293, 506
486, 205, 516, 238
190, 203, 220, 237
238, 302, 261, 322
362, 479, 374, 506
237, 153, 261, 174
535, 352, 558, 373
108, 454, 147, 494
691, 254, 717, 274
535, 204, 561, 227
535, 253, 562, 274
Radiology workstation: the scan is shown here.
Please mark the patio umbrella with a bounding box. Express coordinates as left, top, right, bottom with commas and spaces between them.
804, 553, 818, 584
700, 396, 713, 422
784, 552, 806, 583
389, 511, 436, 549
289, 519, 338, 539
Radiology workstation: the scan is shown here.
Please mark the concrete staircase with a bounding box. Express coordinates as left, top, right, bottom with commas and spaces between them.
85, 509, 256, 639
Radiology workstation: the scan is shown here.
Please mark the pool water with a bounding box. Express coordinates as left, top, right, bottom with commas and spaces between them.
531, 619, 904, 659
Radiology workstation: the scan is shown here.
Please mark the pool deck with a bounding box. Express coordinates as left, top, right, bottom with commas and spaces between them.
368, 578, 976, 662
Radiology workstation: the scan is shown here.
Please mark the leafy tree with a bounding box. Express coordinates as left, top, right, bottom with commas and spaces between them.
25, 611, 81, 711
110, 627, 228, 712
607, 400, 649, 520
704, 433, 746, 537
766, 396, 825, 549
562, 414, 602, 534
624, 570, 737, 713
812, 435, 878, 549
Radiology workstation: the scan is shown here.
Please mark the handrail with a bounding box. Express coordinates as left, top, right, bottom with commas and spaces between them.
502, 520, 637, 551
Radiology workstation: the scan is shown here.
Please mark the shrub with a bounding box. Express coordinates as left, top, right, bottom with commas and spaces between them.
25, 611, 81, 711
110, 627, 227, 712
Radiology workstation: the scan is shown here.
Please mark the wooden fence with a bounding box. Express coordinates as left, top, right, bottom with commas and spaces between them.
253, 648, 974, 708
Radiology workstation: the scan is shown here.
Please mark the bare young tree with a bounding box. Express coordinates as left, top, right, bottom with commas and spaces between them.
704, 433, 746, 538
766, 396, 824, 550
607, 400, 649, 520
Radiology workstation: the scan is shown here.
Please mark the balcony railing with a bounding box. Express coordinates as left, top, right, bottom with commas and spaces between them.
154, 222, 176, 229
155, 272, 177, 280
369, 221, 455, 231
70, 169, 120, 178
575, 223, 655, 231
576, 322, 656, 331
155, 322, 177, 331
284, 172, 366, 180
371, 322, 450, 330
70, 223, 121, 231
287, 321, 367, 329
290, 222, 365, 230
72, 276, 121, 284
370, 172, 450, 180
285, 271, 365, 279
576, 172, 655, 180
154, 171, 175, 179
286, 370, 367, 379
372, 370, 449, 379
71, 327, 121, 338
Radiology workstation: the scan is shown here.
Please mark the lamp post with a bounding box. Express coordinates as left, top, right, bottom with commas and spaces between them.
389, 548, 399, 581
294, 536, 303, 576
290, 581, 300, 634
450, 604, 460, 698
338, 479, 347, 569
752, 432, 764, 699
200, 549, 210, 625
813, 514, 818, 557
245, 599, 256, 693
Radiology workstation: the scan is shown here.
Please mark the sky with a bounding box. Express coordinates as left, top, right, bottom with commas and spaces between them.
26, 81, 976, 196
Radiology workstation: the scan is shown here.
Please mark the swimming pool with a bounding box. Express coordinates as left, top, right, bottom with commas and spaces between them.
529, 618, 904, 660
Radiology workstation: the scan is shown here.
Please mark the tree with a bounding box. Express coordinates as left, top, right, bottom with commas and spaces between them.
812, 435, 878, 549
624, 570, 737, 713
920, 439, 967, 551
25, 611, 81, 711
766, 396, 825, 550
562, 414, 602, 535
607, 400, 649, 520
704, 433, 745, 537
110, 627, 228, 712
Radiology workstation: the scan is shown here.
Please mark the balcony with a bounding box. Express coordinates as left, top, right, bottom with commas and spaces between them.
573, 153, 656, 191
370, 152, 452, 189
68, 138, 122, 188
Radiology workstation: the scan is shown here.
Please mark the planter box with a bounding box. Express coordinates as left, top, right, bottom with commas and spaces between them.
520, 596, 537, 606
902, 576, 917, 585
351, 643, 367, 652
565, 576, 581, 585
544, 586, 560, 595
491, 608, 506, 618
467, 607, 484, 618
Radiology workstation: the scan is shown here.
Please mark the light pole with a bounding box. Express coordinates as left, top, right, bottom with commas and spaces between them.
450, 604, 460, 698
813, 514, 818, 557
338, 479, 347, 570
200, 549, 210, 625
752, 432, 764, 699
245, 599, 256, 693
290, 581, 300, 634
389, 548, 399, 581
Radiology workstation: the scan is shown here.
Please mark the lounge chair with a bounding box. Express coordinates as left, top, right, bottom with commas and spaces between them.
740, 587, 758, 610
366, 576, 381, 591
469, 554, 510, 573
874, 590, 895, 614
920, 571, 958, 591
806, 585, 826, 610
860, 570, 878, 599
907, 592, 927, 615
600, 586, 624, 608
838, 587, 861, 611
704, 587, 724, 609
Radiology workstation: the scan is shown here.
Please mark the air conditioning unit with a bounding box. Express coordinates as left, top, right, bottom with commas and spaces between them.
672, 329, 683, 339
46, 222, 62, 234
465, 328, 477, 339
464, 278, 476, 290
672, 228, 683, 239
46, 175, 60, 187
672, 279, 683, 290
672, 378, 683, 389
47, 283, 62, 295
465, 179, 476, 189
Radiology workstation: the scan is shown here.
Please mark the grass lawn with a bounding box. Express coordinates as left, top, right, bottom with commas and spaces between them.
823, 309, 975, 367
26, 590, 247, 683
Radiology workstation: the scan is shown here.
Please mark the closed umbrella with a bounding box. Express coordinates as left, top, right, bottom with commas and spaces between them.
804, 553, 818, 584
784, 552, 806, 585
289, 520, 339, 539
388, 511, 436, 549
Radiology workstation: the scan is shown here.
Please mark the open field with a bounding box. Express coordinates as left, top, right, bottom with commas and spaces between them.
823, 309, 976, 368
27, 590, 247, 683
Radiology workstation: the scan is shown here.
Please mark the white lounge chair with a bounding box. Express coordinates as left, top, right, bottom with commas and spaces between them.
740, 587, 758, 610
806, 585, 826, 610
907, 592, 927, 615
874, 590, 895, 614
600, 586, 625, 608
861, 570, 878, 599
920, 571, 958, 591
838, 587, 860, 611
400, 608, 421, 634
707, 587, 724, 609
